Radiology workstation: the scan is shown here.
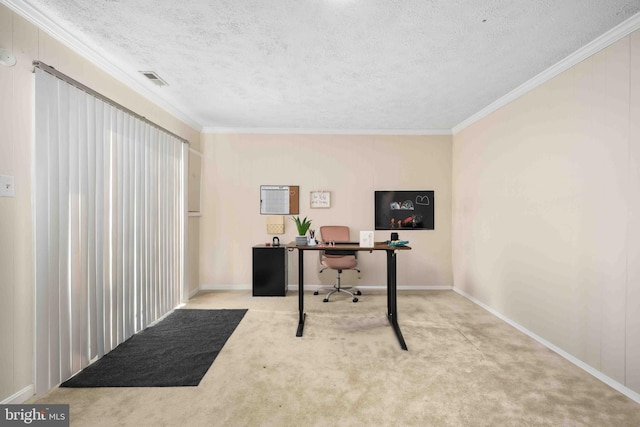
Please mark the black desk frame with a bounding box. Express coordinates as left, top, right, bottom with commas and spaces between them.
288, 243, 411, 351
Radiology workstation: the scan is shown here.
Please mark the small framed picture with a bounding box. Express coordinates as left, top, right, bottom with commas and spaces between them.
310, 191, 331, 208
359, 230, 374, 248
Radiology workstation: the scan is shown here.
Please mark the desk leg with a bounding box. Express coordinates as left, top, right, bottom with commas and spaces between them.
387, 250, 408, 351
387, 254, 392, 316
296, 249, 306, 337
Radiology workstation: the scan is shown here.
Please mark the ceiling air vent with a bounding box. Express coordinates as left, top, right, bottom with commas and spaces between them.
139, 71, 168, 87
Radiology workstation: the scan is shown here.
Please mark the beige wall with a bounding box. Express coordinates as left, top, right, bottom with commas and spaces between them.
199, 134, 453, 289
0, 3, 200, 402
452, 30, 640, 393
0, 4, 35, 405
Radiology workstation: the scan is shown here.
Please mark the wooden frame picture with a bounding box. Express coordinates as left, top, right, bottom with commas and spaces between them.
310, 191, 331, 208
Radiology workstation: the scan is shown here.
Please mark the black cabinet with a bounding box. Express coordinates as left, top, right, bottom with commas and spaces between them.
252, 245, 288, 296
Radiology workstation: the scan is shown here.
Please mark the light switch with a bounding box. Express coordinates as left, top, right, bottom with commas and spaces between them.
0, 175, 15, 197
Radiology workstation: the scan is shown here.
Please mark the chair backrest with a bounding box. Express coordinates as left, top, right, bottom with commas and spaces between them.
319, 226, 358, 267
319, 226, 350, 242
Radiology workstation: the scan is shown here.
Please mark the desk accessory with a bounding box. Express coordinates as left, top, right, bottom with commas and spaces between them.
307, 229, 317, 246
359, 231, 374, 248
292, 216, 312, 245
388, 240, 409, 247
266, 215, 284, 234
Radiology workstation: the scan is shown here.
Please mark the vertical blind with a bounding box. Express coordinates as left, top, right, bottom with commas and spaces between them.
34, 67, 187, 395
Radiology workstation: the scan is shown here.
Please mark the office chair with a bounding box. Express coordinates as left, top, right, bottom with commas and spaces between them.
314, 226, 362, 303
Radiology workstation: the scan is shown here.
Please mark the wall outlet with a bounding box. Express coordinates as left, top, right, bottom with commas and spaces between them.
0, 175, 15, 197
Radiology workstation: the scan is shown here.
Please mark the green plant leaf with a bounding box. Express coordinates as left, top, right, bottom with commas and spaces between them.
291, 216, 312, 235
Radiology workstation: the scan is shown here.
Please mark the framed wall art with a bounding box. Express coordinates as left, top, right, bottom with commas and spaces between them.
310, 191, 331, 208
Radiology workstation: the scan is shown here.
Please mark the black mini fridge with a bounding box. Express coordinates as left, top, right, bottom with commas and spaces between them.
252, 245, 288, 296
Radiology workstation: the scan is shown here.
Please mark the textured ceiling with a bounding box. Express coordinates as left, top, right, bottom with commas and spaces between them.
8, 0, 640, 131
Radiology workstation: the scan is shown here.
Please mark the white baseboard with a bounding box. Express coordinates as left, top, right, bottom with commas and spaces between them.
1, 385, 34, 404
199, 284, 252, 291
453, 287, 640, 405
197, 284, 453, 292
290, 284, 453, 291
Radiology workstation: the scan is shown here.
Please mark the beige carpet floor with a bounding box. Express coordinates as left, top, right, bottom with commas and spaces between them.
33, 290, 640, 426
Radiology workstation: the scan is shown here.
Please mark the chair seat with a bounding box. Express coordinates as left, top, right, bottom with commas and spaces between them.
322, 255, 357, 270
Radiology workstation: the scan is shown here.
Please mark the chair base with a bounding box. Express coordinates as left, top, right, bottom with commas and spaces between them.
314, 285, 362, 303
317, 266, 361, 303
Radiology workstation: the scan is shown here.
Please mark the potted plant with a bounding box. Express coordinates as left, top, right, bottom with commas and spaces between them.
292, 216, 312, 245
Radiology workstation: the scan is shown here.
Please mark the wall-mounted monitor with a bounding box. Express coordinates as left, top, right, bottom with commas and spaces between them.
374, 190, 434, 230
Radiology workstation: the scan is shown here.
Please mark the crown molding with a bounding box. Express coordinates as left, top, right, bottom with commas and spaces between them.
200, 127, 452, 135
2, 0, 202, 131
452, 11, 640, 135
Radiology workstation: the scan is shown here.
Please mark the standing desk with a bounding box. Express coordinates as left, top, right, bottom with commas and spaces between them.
287, 242, 412, 350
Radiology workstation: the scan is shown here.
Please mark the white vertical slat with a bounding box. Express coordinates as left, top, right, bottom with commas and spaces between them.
166, 135, 174, 308
151, 132, 159, 320
121, 114, 130, 340
34, 69, 52, 395
169, 139, 176, 306
77, 89, 90, 370
87, 94, 97, 361
67, 83, 85, 375
94, 99, 105, 359
161, 134, 167, 313
173, 142, 178, 304
175, 141, 181, 305
119, 112, 128, 341
115, 109, 124, 345
123, 117, 130, 338
126, 117, 135, 336
181, 142, 188, 303
140, 128, 147, 326
156, 134, 163, 314
180, 142, 185, 303
55, 78, 69, 384
167, 136, 173, 308
174, 141, 181, 305
139, 125, 148, 327
134, 121, 144, 330
106, 105, 117, 353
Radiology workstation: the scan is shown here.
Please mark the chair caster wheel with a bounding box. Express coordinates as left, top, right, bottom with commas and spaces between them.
355, 291, 362, 295
323, 298, 329, 303
353, 297, 358, 303
313, 291, 319, 295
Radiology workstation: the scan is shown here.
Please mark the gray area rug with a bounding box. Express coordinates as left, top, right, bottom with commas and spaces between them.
61, 309, 247, 387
